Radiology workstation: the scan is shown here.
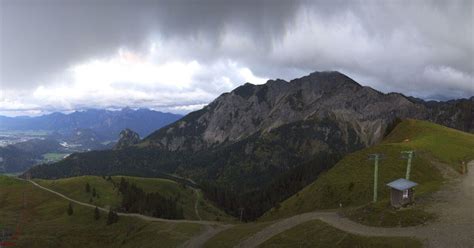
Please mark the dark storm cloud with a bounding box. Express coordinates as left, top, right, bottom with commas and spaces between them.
0, 0, 300, 89
0, 0, 472, 115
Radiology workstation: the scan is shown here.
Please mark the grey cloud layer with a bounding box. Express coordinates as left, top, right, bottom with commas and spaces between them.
0, 0, 472, 114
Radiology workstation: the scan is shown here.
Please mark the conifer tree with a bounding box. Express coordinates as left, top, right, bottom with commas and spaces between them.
67, 202, 74, 216
94, 206, 100, 220
107, 209, 119, 225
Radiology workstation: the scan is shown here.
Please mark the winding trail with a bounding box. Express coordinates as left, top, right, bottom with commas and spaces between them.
237, 161, 474, 248
22, 178, 220, 225
15, 161, 474, 247
15, 177, 233, 248
235, 211, 419, 248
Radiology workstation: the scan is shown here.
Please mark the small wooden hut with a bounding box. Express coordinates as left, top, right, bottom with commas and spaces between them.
386, 178, 418, 208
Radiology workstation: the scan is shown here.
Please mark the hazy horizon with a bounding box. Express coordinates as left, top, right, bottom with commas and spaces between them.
1, 69, 473, 117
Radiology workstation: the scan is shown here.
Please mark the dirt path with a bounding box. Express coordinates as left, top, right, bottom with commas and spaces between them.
14, 178, 235, 248
18, 178, 221, 225
235, 211, 420, 248
237, 161, 474, 248
179, 224, 233, 248
420, 160, 474, 247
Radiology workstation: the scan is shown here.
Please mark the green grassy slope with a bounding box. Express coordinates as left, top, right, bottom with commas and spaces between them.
35, 176, 120, 209
382, 119, 474, 167
35, 176, 232, 221
264, 119, 474, 220
0, 176, 202, 248
259, 220, 421, 248
204, 221, 275, 248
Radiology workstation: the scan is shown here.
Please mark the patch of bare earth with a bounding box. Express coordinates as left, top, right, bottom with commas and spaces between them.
419, 160, 474, 247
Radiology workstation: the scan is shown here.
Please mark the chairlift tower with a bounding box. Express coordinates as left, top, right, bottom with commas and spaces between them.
401, 151, 415, 180
238, 208, 244, 222
368, 154, 384, 203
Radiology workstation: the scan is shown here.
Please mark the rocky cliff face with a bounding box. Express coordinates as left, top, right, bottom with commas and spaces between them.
145, 71, 471, 153
114, 129, 140, 150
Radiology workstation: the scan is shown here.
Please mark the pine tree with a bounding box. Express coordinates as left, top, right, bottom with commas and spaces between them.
92, 187, 97, 197
85, 183, 90, 193
67, 202, 74, 216
94, 207, 100, 220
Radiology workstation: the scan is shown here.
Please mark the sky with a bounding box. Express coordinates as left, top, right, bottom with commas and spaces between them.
0, 0, 473, 116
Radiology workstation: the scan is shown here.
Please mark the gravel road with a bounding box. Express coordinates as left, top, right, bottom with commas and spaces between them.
237, 161, 474, 248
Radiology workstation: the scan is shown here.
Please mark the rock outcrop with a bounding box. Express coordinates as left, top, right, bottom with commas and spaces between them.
114, 129, 140, 150
145, 71, 472, 153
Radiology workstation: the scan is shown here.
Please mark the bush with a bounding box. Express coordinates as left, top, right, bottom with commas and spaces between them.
107, 209, 119, 225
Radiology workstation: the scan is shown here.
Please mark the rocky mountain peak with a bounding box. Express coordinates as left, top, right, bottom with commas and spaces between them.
145, 70, 472, 153
114, 128, 140, 150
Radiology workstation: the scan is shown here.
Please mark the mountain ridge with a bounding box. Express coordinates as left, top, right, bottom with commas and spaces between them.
24, 70, 473, 219
143, 71, 471, 153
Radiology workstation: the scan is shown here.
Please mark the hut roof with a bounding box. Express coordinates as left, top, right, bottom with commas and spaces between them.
386, 178, 418, 191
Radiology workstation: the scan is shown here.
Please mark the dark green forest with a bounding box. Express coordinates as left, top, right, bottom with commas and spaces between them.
116, 177, 184, 219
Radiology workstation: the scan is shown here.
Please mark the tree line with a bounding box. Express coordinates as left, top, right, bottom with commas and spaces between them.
116, 177, 184, 219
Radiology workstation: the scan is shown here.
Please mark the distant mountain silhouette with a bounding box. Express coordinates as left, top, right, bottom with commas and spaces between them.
0, 108, 183, 140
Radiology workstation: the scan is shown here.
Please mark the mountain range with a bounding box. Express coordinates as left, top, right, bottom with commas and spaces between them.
24, 71, 473, 219
0, 108, 182, 140
0, 108, 182, 173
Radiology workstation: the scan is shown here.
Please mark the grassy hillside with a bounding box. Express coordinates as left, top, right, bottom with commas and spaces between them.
0, 176, 201, 248
35, 176, 232, 221
204, 219, 421, 248
259, 220, 421, 248
264, 119, 474, 221
382, 119, 474, 167
204, 221, 275, 248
